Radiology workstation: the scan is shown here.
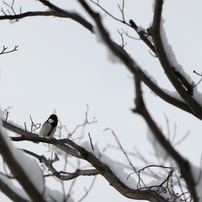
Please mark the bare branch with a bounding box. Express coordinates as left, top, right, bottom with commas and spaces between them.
78, 0, 194, 118
193, 70, 202, 87
0, 0, 195, 117
3, 0, 17, 15
3, 106, 13, 122
88, 132, 94, 151
0, 45, 18, 55
151, 0, 202, 119
117, 30, 127, 48
90, 0, 128, 24
29, 115, 41, 133
105, 128, 135, 170
0, 177, 29, 202
90, 1, 156, 54
129, 19, 156, 53
0, 9, 93, 32
0, 1, 199, 201
6, 120, 167, 201
23, 148, 99, 180
2, 120, 82, 159
38, 0, 93, 32
132, 75, 198, 202
77, 176, 97, 202
0, 130, 46, 202
67, 105, 97, 138
117, 0, 126, 22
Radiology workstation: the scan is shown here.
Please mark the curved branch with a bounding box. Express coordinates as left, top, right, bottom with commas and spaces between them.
0, 45, 18, 55
3, 120, 83, 159
3, 120, 35, 137
0, 130, 46, 202
39, 0, 94, 32
129, 19, 156, 54
151, 0, 202, 119
23, 149, 99, 181
76, 0, 195, 117
0, 1, 195, 116
133, 75, 198, 202
90, 1, 156, 53
6, 121, 166, 201
0, 10, 93, 33
0, 178, 29, 202
55, 136, 167, 202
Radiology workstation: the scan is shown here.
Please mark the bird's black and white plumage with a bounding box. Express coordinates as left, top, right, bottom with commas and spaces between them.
39, 114, 58, 138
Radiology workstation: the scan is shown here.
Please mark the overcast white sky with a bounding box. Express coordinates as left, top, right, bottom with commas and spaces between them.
0, 0, 202, 201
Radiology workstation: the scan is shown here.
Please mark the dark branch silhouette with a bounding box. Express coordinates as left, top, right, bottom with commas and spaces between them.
0, 0, 200, 201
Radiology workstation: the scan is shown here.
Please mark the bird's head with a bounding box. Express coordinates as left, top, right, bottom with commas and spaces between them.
48, 114, 58, 124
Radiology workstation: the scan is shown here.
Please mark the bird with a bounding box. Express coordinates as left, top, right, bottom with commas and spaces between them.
39, 114, 58, 138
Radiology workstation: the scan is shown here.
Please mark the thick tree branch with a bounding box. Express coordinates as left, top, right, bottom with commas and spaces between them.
0, 178, 29, 202
3, 120, 82, 159
0, 1, 197, 201
0, 11, 54, 19
133, 76, 198, 202
76, 1, 193, 116
38, 0, 94, 32
0, 1, 195, 116
5, 120, 166, 201
0, 10, 93, 32
46, 136, 167, 201
0, 130, 45, 202
151, 0, 202, 119
3, 120, 35, 137
0, 1, 200, 120
57, 136, 167, 201
90, 1, 156, 53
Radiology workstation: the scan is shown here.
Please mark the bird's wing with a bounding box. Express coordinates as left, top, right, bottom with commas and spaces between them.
49, 127, 56, 137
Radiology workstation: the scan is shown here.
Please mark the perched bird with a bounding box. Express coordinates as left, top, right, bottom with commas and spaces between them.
39, 114, 58, 138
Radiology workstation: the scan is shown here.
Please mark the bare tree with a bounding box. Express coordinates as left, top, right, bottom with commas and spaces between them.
0, 0, 201, 202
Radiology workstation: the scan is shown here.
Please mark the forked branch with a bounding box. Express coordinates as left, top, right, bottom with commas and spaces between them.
133, 75, 198, 202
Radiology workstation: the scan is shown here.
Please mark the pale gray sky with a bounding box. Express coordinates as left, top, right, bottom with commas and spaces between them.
0, 0, 202, 201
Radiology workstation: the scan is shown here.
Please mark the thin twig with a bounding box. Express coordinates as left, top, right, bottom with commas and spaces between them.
77, 176, 97, 202
88, 132, 94, 151
117, 0, 126, 22
0, 45, 18, 55
193, 70, 202, 87
104, 128, 135, 170
29, 115, 41, 133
